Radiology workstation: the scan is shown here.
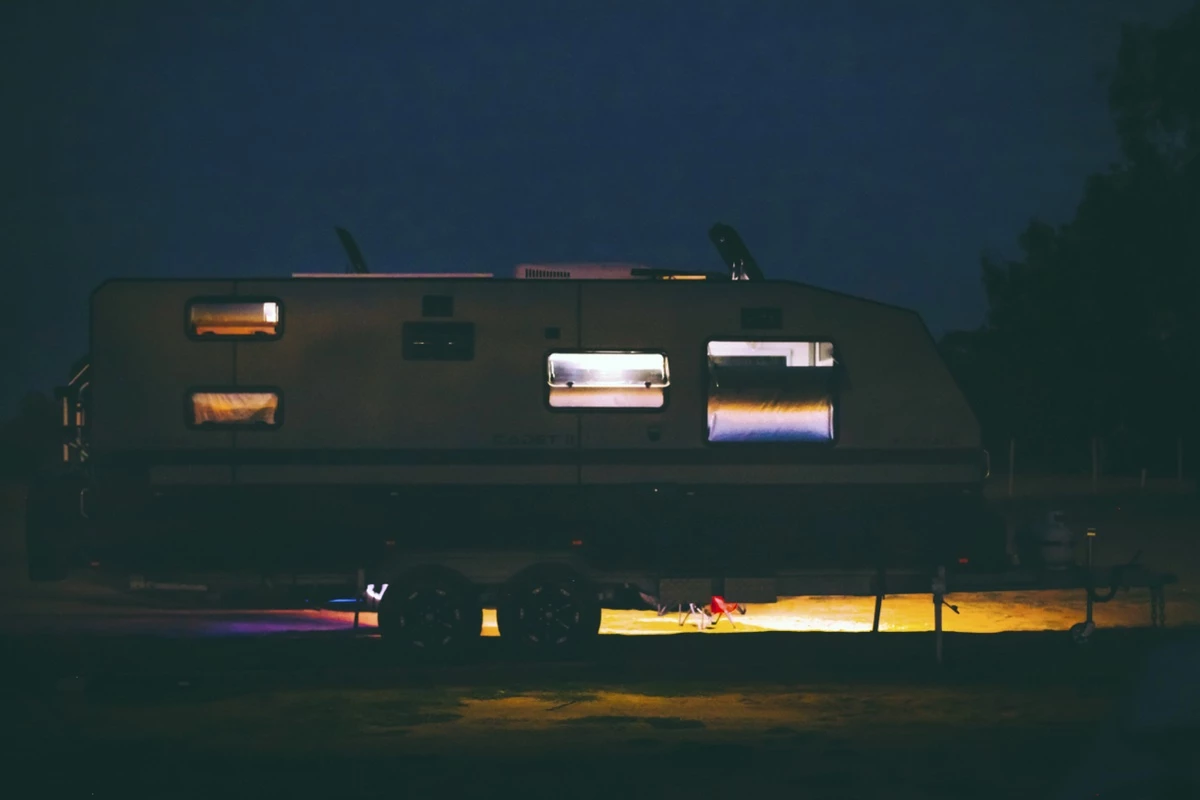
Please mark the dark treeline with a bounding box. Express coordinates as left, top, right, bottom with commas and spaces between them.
940, 4, 1200, 477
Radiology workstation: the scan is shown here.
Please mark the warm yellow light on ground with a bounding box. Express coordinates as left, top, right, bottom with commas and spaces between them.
306, 589, 1197, 637
468, 590, 1200, 636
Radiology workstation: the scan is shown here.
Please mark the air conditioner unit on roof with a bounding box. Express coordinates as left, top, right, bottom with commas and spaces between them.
514, 263, 657, 280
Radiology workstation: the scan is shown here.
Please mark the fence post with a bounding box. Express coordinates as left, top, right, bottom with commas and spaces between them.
1008, 437, 1015, 497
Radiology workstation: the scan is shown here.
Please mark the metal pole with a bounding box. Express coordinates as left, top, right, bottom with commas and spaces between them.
934, 596, 944, 665
1085, 528, 1095, 627
872, 566, 885, 633
933, 566, 946, 666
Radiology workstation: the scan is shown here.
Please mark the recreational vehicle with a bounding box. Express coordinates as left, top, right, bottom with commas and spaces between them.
27, 225, 1006, 654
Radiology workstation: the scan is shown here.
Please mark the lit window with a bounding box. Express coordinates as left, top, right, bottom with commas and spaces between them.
188, 300, 281, 337
547, 352, 669, 409
190, 391, 281, 427
706, 340, 836, 442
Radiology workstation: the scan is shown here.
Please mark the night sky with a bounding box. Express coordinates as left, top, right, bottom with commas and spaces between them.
2, 0, 1192, 419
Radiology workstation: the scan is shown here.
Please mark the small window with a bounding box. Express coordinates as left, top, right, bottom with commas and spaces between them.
403, 322, 475, 360
189, 391, 281, 427
707, 340, 836, 443
547, 352, 669, 409
188, 299, 281, 338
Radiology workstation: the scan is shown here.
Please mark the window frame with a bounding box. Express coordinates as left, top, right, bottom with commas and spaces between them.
702, 336, 842, 446
184, 386, 285, 430
543, 349, 672, 413
185, 296, 285, 341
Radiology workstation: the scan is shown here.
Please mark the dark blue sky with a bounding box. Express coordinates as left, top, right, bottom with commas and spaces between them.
1, 0, 1192, 418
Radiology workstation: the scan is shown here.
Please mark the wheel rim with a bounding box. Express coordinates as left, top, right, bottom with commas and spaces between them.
515, 580, 586, 646
395, 586, 467, 648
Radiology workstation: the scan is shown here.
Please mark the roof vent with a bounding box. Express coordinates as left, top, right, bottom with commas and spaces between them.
515, 263, 659, 280
521, 267, 575, 279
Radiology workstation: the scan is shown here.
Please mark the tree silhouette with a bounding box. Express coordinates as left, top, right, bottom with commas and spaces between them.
945, 3, 1200, 475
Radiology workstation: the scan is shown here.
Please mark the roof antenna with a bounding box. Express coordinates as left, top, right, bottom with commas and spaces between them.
335, 227, 370, 274
708, 223, 764, 281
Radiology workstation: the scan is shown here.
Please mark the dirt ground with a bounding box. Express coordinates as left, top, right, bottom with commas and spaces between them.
2, 482, 1199, 798
5, 626, 1198, 799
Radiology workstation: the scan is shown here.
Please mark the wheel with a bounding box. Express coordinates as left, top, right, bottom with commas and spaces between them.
496, 564, 601, 655
377, 566, 482, 659
1070, 621, 1095, 645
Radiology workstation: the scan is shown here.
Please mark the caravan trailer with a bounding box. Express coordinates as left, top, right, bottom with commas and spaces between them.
28, 225, 1005, 654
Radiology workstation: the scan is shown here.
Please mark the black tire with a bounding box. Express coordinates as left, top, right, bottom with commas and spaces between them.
496, 563, 601, 655
377, 566, 482, 659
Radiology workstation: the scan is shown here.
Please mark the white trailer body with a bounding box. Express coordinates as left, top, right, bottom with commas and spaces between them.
31, 254, 1005, 653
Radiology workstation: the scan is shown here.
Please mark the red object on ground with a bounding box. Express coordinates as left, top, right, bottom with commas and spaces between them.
711, 596, 738, 614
